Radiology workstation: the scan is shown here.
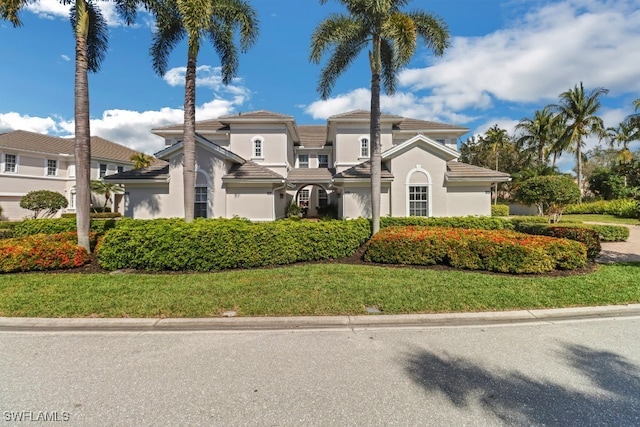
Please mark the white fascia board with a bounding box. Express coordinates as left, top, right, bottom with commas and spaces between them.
445, 176, 512, 183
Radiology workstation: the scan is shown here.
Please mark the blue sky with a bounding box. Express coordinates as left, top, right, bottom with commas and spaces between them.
1, 0, 639, 172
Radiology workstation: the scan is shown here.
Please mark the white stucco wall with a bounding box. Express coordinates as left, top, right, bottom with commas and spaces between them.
225, 186, 275, 221
341, 183, 389, 219
123, 184, 175, 219
228, 125, 289, 176
446, 184, 493, 216
334, 125, 393, 172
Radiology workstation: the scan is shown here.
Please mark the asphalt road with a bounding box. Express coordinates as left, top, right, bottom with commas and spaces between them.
2, 317, 640, 426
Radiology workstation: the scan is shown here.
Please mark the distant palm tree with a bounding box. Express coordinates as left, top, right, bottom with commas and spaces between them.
90, 180, 124, 210
149, 0, 258, 222
515, 106, 562, 167
1, 0, 141, 251
554, 82, 608, 202
606, 121, 638, 163
310, 0, 449, 234
130, 152, 155, 169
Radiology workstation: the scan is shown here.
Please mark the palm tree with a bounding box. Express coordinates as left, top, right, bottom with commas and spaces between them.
90, 180, 124, 210
310, 0, 449, 234
1, 0, 141, 251
515, 106, 561, 168
554, 82, 609, 202
606, 121, 638, 164
130, 152, 155, 169
149, 0, 258, 222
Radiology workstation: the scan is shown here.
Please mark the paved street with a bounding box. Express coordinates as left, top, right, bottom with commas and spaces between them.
2, 317, 640, 426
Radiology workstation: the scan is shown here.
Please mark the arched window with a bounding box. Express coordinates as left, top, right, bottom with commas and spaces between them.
252, 136, 264, 159
194, 170, 210, 218
359, 135, 370, 158
406, 166, 432, 217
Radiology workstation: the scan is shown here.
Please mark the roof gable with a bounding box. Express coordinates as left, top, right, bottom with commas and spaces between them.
382, 134, 459, 161
154, 133, 244, 163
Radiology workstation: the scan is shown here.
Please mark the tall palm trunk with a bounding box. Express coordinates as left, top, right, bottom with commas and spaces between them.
74, 0, 92, 252
369, 35, 382, 235
182, 50, 197, 222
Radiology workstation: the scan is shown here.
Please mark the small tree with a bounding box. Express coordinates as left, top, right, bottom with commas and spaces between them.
19, 190, 69, 219
515, 175, 580, 222
90, 180, 124, 211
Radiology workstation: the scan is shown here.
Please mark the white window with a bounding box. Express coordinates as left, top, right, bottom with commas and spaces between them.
318, 188, 328, 208
360, 137, 369, 158
253, 138, 263, 158
318, 154, 329, 168
194, 187, 208, 218
99, 163, 107, 178
409, 186, 429, 217
3, 153, 17, 173
298, 154, 309, 168
69, 191, 76, 209
47, 159, 58, 176
117, 166, 124, 174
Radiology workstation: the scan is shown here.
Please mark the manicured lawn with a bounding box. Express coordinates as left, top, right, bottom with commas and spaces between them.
561, 214, 639, 225
1, 263, 639, 318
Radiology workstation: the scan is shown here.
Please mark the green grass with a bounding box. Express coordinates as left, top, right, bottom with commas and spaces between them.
1, 263, 639, 318
561, 214, 639, 225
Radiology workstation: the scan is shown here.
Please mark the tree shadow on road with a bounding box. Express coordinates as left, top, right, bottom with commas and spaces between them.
403, 343, 640, 426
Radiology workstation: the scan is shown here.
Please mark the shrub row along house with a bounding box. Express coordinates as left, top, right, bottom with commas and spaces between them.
105, 110, 510, 220
0, 130, 137, 220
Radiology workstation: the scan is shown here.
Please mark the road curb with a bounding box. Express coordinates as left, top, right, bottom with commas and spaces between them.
1, 304, 640, 332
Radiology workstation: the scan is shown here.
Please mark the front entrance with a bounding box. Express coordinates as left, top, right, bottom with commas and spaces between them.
293, 184, 335, 218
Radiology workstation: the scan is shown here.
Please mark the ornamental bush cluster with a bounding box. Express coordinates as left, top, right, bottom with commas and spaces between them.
380, 216, 512, 230
97, 218, 371, 271
512, 223, 601, 261
0, 232, 90, 273
364, 226, 587, 274
564, 199, 639, 218
491, 204, 510, 217
12, 218, 117, 237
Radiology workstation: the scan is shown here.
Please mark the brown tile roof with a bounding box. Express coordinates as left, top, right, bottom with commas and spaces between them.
286, 168, 335, 183
328, 110, 405, 122
223, 160, 284, 180
0, 130, 137, 163
446, 161, 511, 179
333, 161, 394, 179
220, 110, 294, 121
152, 119, 229, 133
104, 161, 169, 181
297, 125, 329, 147
395, 118, 468, 132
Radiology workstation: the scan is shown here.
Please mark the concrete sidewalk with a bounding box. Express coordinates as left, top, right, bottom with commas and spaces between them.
2, 304, 640, 332
595, 223, 640, 263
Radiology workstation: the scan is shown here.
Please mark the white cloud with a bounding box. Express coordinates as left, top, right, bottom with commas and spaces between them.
399, 0, 640, 109
0, 112, 60, 134
25, 1, 139, 27
61, 54, 70, 62
162, 65, 251, 104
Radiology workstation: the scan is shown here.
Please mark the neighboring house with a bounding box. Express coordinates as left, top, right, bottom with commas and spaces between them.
105, 110, 510, 220
0, 130, 137, 220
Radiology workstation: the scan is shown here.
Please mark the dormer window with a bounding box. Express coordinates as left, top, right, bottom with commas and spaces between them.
318, 154, 329, 168
298, 154, 309, 168
359, 137, 370, 158
252, 136, 264, 159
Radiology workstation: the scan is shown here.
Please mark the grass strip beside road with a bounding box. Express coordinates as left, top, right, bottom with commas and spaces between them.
1, 263, 639, 318
561, 214, 639, 225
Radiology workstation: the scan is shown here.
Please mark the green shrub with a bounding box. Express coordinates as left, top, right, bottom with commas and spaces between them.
491, 204, 510, 216
61, 212, 121, 219
588, 224, 629, 242
564, 199, 639, 218
508, 216, 550, 227
513, 223, 601, 261
0, 232, 90, 273
0, 229, 13, 239
380, 216, 513, 230
19, 190, 69, 219
364, 226, 586, 273
97, 218, 371, 271
12, 218, 117, 237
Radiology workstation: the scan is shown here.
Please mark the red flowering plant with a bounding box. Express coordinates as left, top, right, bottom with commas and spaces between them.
0, 232, 91, 273
364, 226, 587, 274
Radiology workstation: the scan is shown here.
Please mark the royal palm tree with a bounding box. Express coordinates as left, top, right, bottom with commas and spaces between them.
130, 152, 155, 169
515, 106, 561, 168
149, 0, 258, 222
1, 0, 141, 251
554, 82, 608, 202
310, 0, 449, 234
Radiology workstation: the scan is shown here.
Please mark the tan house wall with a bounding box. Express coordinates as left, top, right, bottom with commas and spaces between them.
225, 186, 275, 221
123, 185, 174, 219
341, 183, 390, 219
446, 184, 492, 216
229, 125, 289, 176
334, 126, 393, 172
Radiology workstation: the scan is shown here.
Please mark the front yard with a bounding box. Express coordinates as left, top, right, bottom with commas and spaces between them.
0, 263, 638, 318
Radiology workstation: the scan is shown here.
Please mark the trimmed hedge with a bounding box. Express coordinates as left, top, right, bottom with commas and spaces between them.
380, 216, 513, 230
364, 226, 587, 273
0, 232, 90, 273
61, 212, 121, 219
491, 204, 510, 216
97, 218, 371, 271
12, 218, 118, 237
565, 199, 639, 218
513, 223, 601, 261
588, 224, 630, 242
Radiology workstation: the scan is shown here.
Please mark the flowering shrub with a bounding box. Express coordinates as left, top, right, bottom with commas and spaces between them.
364, 226, 587, 273
12, 218, 117, 237
0, 232, 90, 273
513, 223, 601, 260
380, 216, 513, 230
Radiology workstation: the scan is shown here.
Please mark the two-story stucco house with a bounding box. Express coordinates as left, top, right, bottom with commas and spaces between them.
105, 110, 510, 220
0, 130, 138, 220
